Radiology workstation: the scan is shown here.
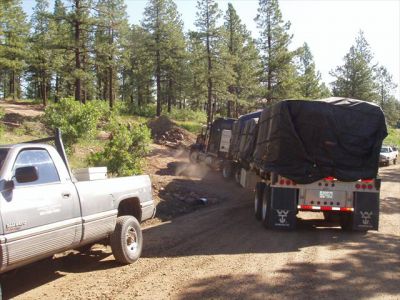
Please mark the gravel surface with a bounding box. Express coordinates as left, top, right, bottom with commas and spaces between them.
2, 162, 399, 300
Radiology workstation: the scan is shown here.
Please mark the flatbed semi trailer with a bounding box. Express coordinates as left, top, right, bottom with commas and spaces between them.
222, 97, 387, 231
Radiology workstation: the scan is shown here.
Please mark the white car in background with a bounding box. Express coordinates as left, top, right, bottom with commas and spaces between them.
379, 145, 398, 166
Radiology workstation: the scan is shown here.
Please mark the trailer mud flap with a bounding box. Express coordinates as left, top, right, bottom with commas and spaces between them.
353, 192, 379, 231
269, 187, 297, 230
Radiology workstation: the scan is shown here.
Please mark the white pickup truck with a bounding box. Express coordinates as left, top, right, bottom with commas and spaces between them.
379, 145, 398, 165
0, 129, 155, 277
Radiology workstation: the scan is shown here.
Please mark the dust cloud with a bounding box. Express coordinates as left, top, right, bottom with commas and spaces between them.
174, 161, 210, 178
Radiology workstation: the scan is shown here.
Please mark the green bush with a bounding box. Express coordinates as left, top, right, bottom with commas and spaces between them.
43, 98, 108, 149
384, 128, 400, 147
175, 121, 203, 134
0, 108, 4, 137
87, 123, 151, 176
165, 108, 206, 123
123, 103, 156, 118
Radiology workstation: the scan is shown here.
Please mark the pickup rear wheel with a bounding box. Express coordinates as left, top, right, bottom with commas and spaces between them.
110, 216, 142, 264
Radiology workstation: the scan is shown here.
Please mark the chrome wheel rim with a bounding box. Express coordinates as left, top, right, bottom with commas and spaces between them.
189, 152, 196, 162
262, 197, 267, 221
223, 166, 229, 178
126, 226, 138, 255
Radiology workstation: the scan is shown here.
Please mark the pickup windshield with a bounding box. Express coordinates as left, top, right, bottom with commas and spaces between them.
381, 148, 390, 153
0, 148, 9, 172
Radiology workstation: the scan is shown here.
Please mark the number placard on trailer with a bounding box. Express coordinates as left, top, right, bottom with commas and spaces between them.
219, 130, 232, 153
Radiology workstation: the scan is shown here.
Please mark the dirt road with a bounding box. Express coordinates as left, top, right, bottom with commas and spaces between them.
2, 163, 400, 299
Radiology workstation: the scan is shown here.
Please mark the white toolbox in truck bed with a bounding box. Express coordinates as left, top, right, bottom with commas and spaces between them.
73, 167, 108, 181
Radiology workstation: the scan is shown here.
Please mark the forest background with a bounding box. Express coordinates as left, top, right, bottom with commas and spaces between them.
0, 0, 399, 175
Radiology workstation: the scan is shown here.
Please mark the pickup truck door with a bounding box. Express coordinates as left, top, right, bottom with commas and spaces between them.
1, 148, 81, 267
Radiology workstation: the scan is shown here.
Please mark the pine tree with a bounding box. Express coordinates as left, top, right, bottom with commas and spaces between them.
123, 25, 155, 107
255, 0, 297, 101
142, 0, 186, 115
95, 0, 129, 108
186, 31, 208, 110
374, 66, 398, 126
67, 0, 93, 103
195, 0, 223, 124
50, 0, 71, 102
330, 31, 377, 101
375, 66, 397, 108
30, 0, 52, 105
0, 0, 29, 100
223, 3, 261, 115
297, 42, 329, 99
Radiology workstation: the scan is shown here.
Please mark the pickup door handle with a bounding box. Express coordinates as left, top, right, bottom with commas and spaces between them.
62, 192, 71, 199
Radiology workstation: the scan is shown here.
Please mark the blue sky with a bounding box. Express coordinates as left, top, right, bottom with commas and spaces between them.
22, 0, 400, 98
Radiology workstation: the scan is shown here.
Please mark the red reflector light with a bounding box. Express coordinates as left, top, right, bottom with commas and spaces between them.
285, 179, 291, 185
355, 184, 361, 189
367, 185, 373, 190
324, 176, 335, 181
340, 207, 354, 212
300, 205, 312, 210
280, 179, 285, 185
362, 179, 373, 183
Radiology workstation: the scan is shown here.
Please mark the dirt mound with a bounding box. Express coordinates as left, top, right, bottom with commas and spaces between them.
147, 115, 195, 148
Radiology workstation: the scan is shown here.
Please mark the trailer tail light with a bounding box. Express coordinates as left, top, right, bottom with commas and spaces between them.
367, 185, 373, 190
340, 207, 354, 212
355, 184, 361, 189
324, 176, 335, 181
297, 205, 354, 212
278, 177, 296, 186
362, 179, 373, 183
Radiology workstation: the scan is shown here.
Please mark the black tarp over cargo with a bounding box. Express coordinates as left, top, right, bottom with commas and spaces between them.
229, 111, 262, 160
238, 118, 259, 164
253, 98, 388, 184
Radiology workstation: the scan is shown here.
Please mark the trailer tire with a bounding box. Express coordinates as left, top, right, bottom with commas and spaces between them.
235, 169, 241, 184
261, 185, 272, 228
189, 150, 198, 163
222, 161, 233, 179
255, 182, 266, 220
323, 211, 335, 222
340, 213, 353, 231
110, 216, 143, 264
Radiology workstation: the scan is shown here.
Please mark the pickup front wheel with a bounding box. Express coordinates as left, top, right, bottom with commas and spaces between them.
110, 216, 143, 264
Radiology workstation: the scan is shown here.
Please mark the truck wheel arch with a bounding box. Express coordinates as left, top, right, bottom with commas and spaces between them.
118, 197, 142, 222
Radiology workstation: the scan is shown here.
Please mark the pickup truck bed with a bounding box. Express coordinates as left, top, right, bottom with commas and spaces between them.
0, 134, 155, 274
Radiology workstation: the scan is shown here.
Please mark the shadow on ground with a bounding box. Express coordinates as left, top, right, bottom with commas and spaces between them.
154, 162, 235, 222
380, 196, 400, 215
379, 166, 400, 183
1, 248, 118, 299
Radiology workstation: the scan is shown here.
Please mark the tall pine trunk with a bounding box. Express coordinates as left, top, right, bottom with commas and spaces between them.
41, 72, 47, 106
74, 0, 82, 103
206, 6, 213, 125
11, 70, 16, 100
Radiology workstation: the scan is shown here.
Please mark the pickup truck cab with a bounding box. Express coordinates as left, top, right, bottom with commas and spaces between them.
0, 130, 155, 276
379, 145, 398, 166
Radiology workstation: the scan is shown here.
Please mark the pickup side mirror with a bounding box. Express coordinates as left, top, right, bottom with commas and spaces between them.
15, 166, 39, 183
